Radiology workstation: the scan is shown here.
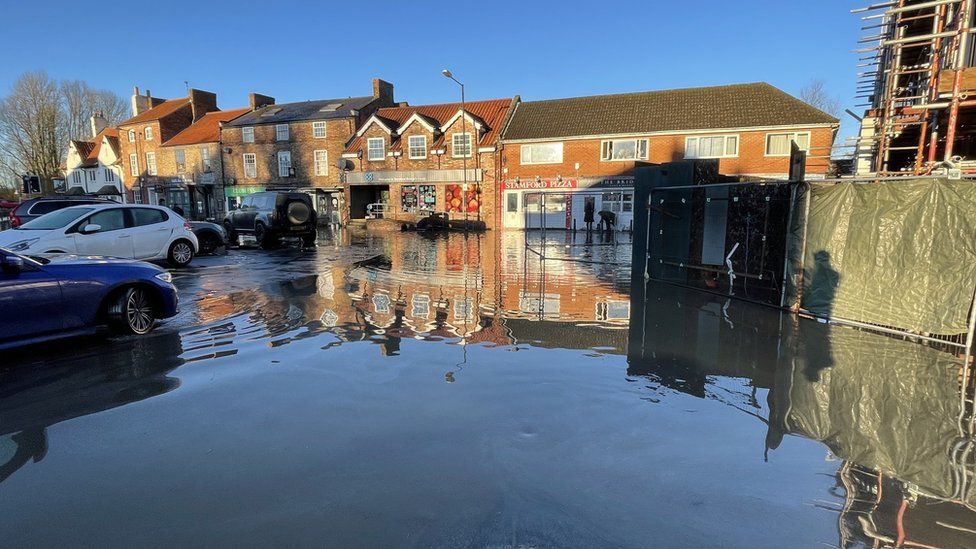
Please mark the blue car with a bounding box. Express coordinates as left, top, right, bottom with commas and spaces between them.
0, 247, 178, 349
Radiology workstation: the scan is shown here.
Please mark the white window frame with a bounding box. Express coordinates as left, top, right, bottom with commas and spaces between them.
452, 132, 472, 158
765, 131, 811, 157
312, 121, 327, 139
72, 170, 81, 184
145, 152, 157, 175
144, 126, 153, 141
129, 153, 139, 176
242, 126, 255, 143
243, 153, 257, 179
521, 142, 564, 165
105, 168, 115, 182
314, 150, 329, 176
277, 151, 292, 177
201, 147, 211, 171
276, 124, 290, 141
600, 138, 648, 162
408, 135, 427, 159
367, 137, 385, 161
684, 135, 739, 159
128, 129, 135, 143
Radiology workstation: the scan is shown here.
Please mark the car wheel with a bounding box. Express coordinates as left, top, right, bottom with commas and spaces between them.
168, 239, 195, 267
198, 232, 221, 255
255, 223, 278, 250
223, 222, 238, 246
108, 286, 156, 335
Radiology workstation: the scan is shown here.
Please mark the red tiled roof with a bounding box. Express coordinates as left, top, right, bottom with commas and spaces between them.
118, 98, 191, 126
163, 108, 250, 146
345, 98, 513, 154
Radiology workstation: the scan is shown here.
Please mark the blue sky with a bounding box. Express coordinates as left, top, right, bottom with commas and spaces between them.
3, 0, 860, 142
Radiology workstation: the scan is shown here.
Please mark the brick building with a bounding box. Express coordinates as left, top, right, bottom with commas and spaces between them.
500, 82, 839, 230
221, 79, 394, 221
117, 87, 221, 212
160, 107, 249, 219
341, 97, 516, 229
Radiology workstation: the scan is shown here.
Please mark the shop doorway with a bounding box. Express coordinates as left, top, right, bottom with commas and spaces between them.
349, 185, 389, 219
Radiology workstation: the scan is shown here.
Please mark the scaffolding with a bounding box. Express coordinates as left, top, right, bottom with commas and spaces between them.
853, 0, 976, 175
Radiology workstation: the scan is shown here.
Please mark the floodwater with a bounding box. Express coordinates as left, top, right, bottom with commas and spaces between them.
1, 228, 974, 548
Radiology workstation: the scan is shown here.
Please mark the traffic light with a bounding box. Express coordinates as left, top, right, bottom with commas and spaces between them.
21, 175, 40, 194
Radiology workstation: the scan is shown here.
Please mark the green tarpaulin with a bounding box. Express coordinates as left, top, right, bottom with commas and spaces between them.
800, 178, 976, 334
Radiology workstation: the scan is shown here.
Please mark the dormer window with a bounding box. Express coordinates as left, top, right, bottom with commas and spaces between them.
144, 126, 153, 141
367, 138, 385, 161
408, 136, 427, 159
452, 133, 472, 158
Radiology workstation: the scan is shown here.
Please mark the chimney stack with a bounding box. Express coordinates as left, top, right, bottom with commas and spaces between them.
188, 88, 218, 122
372, 78, 394, 106
249, 93, 276, 111
131, 86, 149, 116
90, 111, 108, 138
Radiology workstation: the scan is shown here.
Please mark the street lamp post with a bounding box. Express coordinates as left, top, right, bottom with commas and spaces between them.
441, 69, 472, 232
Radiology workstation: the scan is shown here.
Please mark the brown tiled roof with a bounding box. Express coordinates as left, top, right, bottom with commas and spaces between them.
345, 98, 513, 154
501, 83, 839, 141
118, 98, 191, 126
163, 108, 249, 146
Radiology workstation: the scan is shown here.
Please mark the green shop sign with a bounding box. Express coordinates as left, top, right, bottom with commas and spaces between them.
224, 186, 265, 198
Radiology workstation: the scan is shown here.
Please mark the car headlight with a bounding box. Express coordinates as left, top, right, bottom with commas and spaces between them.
7, 238, 39, 252
155, 272, 173, 283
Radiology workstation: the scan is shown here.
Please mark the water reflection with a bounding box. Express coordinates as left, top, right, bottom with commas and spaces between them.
0, 332, 185, 483
628, 282, 976, 547
181, 230, 634, 363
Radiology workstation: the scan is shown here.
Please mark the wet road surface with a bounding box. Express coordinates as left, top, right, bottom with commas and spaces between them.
1, 228, 974, 548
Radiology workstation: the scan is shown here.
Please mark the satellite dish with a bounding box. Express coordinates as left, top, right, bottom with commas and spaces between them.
336, 158, 354, 171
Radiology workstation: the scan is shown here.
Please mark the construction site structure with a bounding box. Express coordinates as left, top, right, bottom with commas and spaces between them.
853, 0, 976, 175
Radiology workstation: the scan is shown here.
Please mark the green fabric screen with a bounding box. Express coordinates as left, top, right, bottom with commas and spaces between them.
800, 179, 976, 334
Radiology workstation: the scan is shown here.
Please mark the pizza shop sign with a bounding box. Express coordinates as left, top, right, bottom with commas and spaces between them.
501, 178, 577, 190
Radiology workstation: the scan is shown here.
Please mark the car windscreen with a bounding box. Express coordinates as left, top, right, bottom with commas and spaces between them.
17, 207, 94, 230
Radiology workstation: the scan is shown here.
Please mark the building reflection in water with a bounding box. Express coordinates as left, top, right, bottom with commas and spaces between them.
184, 230, 635, 362
628, 281, 976, 548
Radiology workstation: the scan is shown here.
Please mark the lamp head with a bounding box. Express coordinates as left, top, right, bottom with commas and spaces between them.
441, 69, 453, 78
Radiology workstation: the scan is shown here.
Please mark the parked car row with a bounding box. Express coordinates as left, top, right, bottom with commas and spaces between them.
0, 190, 315, 349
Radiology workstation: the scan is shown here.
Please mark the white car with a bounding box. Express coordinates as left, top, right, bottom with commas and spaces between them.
0, 204, 199, 267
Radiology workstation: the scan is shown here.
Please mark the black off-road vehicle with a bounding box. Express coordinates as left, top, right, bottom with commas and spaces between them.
223, 191, 317, 249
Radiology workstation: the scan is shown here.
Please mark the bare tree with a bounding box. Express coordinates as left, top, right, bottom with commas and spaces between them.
0, 72, 64, 186
0, 71, 127, 191
800, 79, 841, 117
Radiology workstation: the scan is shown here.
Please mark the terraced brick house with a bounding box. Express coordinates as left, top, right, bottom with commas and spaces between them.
161, 107, 249, 219
221, 79, 394, 221
117, 87, 220, 210
499, 83, 839, 230
341, 97, 517, 229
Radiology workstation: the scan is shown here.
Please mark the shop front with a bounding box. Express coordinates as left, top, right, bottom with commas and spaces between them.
224, 184, 266, 213
501, 177, 635, 231
346, 169, 485, 224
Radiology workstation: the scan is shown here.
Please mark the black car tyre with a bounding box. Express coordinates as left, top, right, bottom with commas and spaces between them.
255, 223, 278, 250
198, 231, 222, 255
223, 222, 238, 246
168, 239, 195, 267
107, 286, 156, 335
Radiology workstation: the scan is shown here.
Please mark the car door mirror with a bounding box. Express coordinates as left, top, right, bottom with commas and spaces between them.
81, 223, 102, 234
1, 255, 24, 275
